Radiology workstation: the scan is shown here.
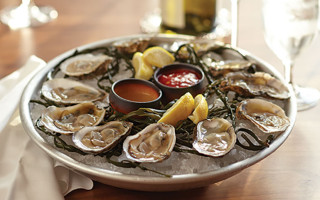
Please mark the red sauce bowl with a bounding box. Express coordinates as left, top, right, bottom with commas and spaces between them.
109, 78, 162, 114
154, 63, 206, 103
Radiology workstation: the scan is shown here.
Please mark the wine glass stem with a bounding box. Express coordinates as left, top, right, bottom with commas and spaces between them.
231, 0, 239, 47
284, 61, 293, 85
22, 0, 34, 6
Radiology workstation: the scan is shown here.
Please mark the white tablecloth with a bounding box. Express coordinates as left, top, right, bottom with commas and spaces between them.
0, 56, 93, 200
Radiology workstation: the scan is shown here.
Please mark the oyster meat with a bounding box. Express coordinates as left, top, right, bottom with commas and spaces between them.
60, 54, 113, 77
175, 39, 225, 57
72, 121, 133, 153
41, 102, 105, 134
41, 78, 107, 104
219, 71, 290, 99
193, 118, 236, 157
123, 123, 176, 163
236, 98, 290, 133
113, 38, 149, 54
209, 60, 254, 77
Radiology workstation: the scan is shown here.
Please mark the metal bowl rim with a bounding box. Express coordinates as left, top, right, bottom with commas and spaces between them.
19, 33, 297, 187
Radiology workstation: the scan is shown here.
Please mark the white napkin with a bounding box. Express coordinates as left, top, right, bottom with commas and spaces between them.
0, 56, 93, 200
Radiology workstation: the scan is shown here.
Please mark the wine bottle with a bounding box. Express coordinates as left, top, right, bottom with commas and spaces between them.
160, 0, 217, 35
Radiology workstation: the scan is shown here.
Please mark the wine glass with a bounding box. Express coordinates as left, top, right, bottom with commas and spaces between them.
262, 0, 320, 111
0, 0, 58, 30
230, 0, 239, 47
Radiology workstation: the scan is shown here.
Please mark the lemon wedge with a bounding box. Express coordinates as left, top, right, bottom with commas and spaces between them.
158, 92, 194, 126
143, 46, 175, 68
132, 52, 154, 80
188, 94, 208, 124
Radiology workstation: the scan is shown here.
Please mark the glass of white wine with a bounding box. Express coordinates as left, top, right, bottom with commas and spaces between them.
0, 0, 58, 30
262, 0, 320, 111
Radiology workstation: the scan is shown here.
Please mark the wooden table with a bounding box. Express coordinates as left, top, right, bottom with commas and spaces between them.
1, 0, 320, 199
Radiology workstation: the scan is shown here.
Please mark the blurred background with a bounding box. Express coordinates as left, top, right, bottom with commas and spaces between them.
0, 0, 320, 199
0, 0, 319, 100
0, 0, 318, 78
0, 0, 316, 83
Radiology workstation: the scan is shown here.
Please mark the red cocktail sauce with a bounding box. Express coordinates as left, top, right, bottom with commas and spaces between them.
157, 69, 201, 88
114, 82, 159, 102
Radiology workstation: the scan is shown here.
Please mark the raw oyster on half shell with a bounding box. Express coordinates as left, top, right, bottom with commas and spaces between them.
72, 121, 133, 153
236, 98, 290, 133
193, 118, 236, 157
113, 38, 149, 54
123, 123, 176, 163
41, 78, 107, 104
60, 53, 113, 77
41, 102, 105, 135
209, 60, 254, 77
220, 71, 290, 99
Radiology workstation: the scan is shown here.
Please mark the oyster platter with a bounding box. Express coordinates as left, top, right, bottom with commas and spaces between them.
20, 34, 296, 191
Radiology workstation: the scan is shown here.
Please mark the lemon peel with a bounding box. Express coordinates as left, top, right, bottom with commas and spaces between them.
188, 94, 208, 124
143, 46, 175, 68
132, 52, 154, 80
158, 92, 194, 126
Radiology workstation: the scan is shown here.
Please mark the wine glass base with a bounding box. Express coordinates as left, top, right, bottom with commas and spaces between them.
294, 85, 320, 111
0, 4, 58, 30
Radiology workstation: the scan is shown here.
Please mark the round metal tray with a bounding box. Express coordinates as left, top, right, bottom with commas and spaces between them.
20, 34, 297, 191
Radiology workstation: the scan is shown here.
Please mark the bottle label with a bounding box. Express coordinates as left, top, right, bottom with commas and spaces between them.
160, 0, 185, 29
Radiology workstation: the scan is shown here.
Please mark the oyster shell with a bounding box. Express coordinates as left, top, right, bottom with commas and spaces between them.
113, 38, 149, 54
220, 71, 290, 99
209, 60, 254, 77
60, 54, 113, 77
41, 78, 107, 104
123, 123, 176, 163
193, 118, 236, 157
236, 99, 290, 133
175, 41, 218, 60
41, 102, 105, 134
72, 121, 133, 153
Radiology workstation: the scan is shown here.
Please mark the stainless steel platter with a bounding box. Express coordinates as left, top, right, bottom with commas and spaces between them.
20, 34, 297, 191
